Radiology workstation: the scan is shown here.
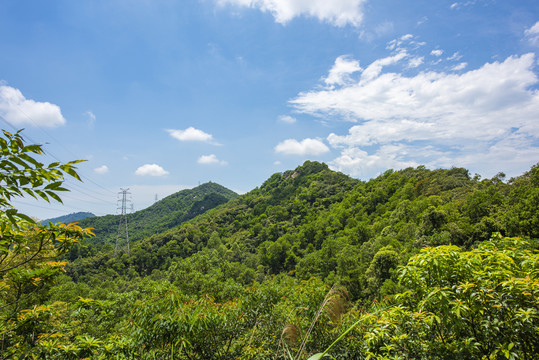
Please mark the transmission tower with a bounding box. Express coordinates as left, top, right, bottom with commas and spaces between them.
115, 188, 131, 255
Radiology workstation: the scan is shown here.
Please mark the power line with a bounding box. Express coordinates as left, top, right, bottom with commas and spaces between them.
12, 199, 93, 215
0, 113, 115, 197
59, 192, 116, 207
63, 179, 114, 201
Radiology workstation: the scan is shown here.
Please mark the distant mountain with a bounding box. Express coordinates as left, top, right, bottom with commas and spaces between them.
76, 182, 238, 246
40, 211, 95, 225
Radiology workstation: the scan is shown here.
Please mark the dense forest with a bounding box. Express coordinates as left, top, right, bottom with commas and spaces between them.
40, 212, 95, 226
1, 130, 538, 359
75, 182, 238, 248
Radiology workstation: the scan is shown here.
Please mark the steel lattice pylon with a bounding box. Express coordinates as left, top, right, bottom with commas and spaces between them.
115, 188, 131, 255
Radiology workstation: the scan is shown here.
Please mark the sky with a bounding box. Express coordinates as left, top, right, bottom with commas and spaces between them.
1, 0, 538, 220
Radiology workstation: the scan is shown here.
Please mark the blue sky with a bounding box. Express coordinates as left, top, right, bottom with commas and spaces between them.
1, 0, 538, 219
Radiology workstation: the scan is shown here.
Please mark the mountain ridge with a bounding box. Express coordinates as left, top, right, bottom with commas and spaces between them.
66, 161, 538, 303
74, 182, 238, 248
40, 211, 95, 225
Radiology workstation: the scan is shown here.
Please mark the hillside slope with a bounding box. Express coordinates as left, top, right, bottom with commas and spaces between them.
40, 211, 95, 225
67, 161, 538, 301
76, 182, 238, 247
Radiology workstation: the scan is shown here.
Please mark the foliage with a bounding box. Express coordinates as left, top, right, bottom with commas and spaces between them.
40, 212, 95, 226
73, 182, 237, 249
1, 131, 538, 359
0, 129, 93, 357
68, 161, 539, 304
319, 235, 539, 359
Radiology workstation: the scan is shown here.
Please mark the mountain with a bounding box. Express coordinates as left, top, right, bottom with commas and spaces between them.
66, 161, 538, 301
75, 182, 238, 247
45, 161, 539, 358
40, 211, 95, 225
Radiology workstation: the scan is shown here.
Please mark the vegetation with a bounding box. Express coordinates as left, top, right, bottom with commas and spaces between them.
0, 129, 538, 359
0, 130, 93, 358
40, 212, 95, 225
75, 182, 238, 247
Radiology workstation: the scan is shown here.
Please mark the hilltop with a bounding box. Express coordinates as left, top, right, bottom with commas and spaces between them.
9, 160, 539, 359
74, 182, 238, 249
40, 211, 95, 225
66, 161, 538, 300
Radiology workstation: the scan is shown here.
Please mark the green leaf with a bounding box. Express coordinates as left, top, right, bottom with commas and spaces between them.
46, 191, 63, 204
35, 189, 50, 202
44, 181, 63, 190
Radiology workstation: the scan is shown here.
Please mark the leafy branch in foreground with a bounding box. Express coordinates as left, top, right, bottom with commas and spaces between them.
0, 129, 93, 357
0, 129, 82, 226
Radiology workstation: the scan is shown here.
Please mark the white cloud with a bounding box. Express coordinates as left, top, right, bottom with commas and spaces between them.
198, 154, 228, 165
386, 34, 424, 52
448, 51, 463, 61
85, 111, 96, 122
167, 127, 215, 143
417, 16, 428, 26
275, 138, 330, 155
362, 51, 408, 83
408, 56, 424, 68
278, 115, 296, 123
400, 34, 413, 41
216, 0, 367, 27
0, 85, 66, 127
450, 1, 483, 10
329, 145, 420, 177
85, 111, 96, 128
291, 52, 539, 179
451, 62, 468, 71
325, 56, 362, 87
94, 165, 109, 174
135, 164, 169, 176
525, 21, 539, 45
431, 49, 443, 57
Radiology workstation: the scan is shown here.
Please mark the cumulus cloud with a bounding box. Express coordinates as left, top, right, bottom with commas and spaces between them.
198, 154, 228, 165
216, 0, 367, 27
167, 127, 215, 143
525, 21, 539, 45
278, 115, 296, 123
94, 165, 109, 174
290, 52, 539, 178
0, 85, 66, 127
275, 138, 330, 156
325, 56, 362, 87
135, 164, 169, 176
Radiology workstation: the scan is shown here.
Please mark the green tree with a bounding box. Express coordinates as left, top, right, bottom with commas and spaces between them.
0, 129, 93, 357
351, 235, 539, 359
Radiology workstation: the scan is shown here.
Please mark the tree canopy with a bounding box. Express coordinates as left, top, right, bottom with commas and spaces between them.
0, 129, 538, 359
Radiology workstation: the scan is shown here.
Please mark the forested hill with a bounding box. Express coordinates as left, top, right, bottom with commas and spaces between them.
40, 211, 95, 225
74, 182, 238, 248
68, 160, 538, 302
